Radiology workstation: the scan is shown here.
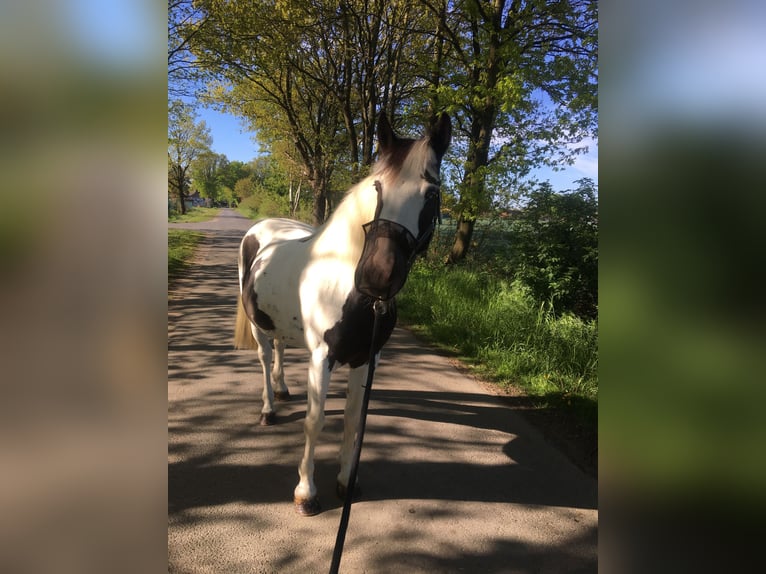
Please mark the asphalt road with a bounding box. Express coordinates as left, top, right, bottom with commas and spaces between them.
168, 209, 598, 573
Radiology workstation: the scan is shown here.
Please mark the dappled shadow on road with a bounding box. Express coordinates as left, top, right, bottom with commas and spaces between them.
168, 230, 253, 380
168, 221, 597, 572
170, 349, 597, 516
358, 389, 597, 510
370, 523, 598, 574
169, 231, 596, 510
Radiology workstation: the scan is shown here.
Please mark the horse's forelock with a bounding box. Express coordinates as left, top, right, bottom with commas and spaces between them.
374, 137, 416, 177
373, 137, 439, 184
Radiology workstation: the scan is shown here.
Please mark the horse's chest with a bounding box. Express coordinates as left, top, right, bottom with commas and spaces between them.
323, 290, 397, 370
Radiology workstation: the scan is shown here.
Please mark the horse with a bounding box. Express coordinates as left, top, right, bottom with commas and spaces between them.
234, 112, 451, 516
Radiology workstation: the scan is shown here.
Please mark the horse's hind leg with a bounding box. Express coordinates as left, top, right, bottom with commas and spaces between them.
336, 362, 370, 500
272, 338, 290, 402
252, 326, 277, 426
294, 350, 330, 516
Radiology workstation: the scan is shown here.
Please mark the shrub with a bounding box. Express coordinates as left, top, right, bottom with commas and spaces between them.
512, 180, 598, 319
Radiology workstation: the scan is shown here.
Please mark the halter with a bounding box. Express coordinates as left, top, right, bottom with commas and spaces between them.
354, 176, 442, 301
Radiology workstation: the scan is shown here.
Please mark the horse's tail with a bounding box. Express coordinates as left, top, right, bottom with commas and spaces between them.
234, 294, 258, 350
234, 233, 259, 351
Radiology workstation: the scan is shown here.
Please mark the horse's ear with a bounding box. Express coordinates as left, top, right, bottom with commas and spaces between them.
377, 112, 396, 155
430, 112, 452, 158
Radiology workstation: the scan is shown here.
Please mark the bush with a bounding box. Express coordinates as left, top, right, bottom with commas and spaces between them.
238, 190, 289, 219
425, 180, 597, 319
512, 180, 598, 319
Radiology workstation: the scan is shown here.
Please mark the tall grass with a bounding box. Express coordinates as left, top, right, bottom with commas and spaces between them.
398, 261, 598, 424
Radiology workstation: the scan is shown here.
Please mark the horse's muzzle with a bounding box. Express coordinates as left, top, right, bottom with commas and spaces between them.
354, 219, 419, 300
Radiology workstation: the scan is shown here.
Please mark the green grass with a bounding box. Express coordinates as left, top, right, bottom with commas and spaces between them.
168, 207, 220, 222
398, 261, 598, 428
168, 229, 204, 284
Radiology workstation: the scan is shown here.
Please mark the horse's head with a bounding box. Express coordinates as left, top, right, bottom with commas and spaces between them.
355, 112, 452, 300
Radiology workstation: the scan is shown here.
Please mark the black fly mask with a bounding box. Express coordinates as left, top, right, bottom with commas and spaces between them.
354, 177, 442, 301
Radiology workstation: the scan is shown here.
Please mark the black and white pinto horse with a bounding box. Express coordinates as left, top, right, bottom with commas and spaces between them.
234, 112, 451, 515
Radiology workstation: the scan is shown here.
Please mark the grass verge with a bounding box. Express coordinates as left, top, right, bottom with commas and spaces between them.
168, 230, 204, 286
168, 207, 220, 223
398, 260, 598, 474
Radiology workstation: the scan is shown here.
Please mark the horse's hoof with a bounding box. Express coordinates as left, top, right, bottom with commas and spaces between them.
294, 496, 322, 516
336, 481, 362, 501
259, 412, 276, 426
274, 390, 291, 402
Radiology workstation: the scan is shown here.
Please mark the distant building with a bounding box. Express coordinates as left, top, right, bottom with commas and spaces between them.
184, 191, 207, 210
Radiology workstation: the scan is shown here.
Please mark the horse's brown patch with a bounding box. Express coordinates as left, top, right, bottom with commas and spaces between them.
240, 235, 260, 286
242, 290, 276, 332
240, 234, 276, 332
324, 290, 397, 371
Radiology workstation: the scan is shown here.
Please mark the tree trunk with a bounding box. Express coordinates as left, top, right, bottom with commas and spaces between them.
173, 165, 187, 215
445, 1, 504, 263
447, 110, 494, 262
309, 172, 328, 225
447, 215, 476, 263
179, 179, 187, 215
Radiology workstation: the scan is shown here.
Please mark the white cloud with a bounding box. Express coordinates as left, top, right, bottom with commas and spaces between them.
570, 139, 599, 180
528, 137, 598, 190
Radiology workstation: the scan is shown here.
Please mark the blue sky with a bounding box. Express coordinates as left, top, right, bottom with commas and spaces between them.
197, 106, 598, 192
196, 107, 262, 163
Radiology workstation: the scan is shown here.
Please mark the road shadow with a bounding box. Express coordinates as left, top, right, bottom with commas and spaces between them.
370, 524, 598, 574
168, 381, 597, 517
169, 218, 597, 572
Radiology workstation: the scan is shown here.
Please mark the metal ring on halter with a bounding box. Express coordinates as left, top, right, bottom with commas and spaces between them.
373, 299, 390, 315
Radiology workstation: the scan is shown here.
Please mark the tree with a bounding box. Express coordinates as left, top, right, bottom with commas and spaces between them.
424, 0, 598, 262
217, 160, 252, 193
168, 100, 212, 214
179, 0, 597, 237
189, 0, 341, 223
168, 0, 213, 97
513, 178, 598, 318
188, 0, 434, 224
234, 156, 299, 218
191, 151, 228, 203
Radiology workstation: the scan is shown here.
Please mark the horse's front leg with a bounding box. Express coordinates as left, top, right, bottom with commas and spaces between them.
336, 362, 370, 500
294, 349, 331, 516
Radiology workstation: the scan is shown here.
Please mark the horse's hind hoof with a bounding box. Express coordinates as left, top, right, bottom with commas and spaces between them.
336, 481, 362, 501
295, 496, 322, 516
259, 412, 276, 426
274, 390, 291, 402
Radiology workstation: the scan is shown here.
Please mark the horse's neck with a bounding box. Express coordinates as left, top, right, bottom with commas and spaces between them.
311, 177, 377, 261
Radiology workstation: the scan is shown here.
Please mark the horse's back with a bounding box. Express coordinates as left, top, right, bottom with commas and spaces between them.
240, 218, 314, 275
239, 218, 316, 346
243, 218, 314, 251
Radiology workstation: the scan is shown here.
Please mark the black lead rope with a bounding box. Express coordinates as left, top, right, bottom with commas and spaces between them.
329, 299, 387, 574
